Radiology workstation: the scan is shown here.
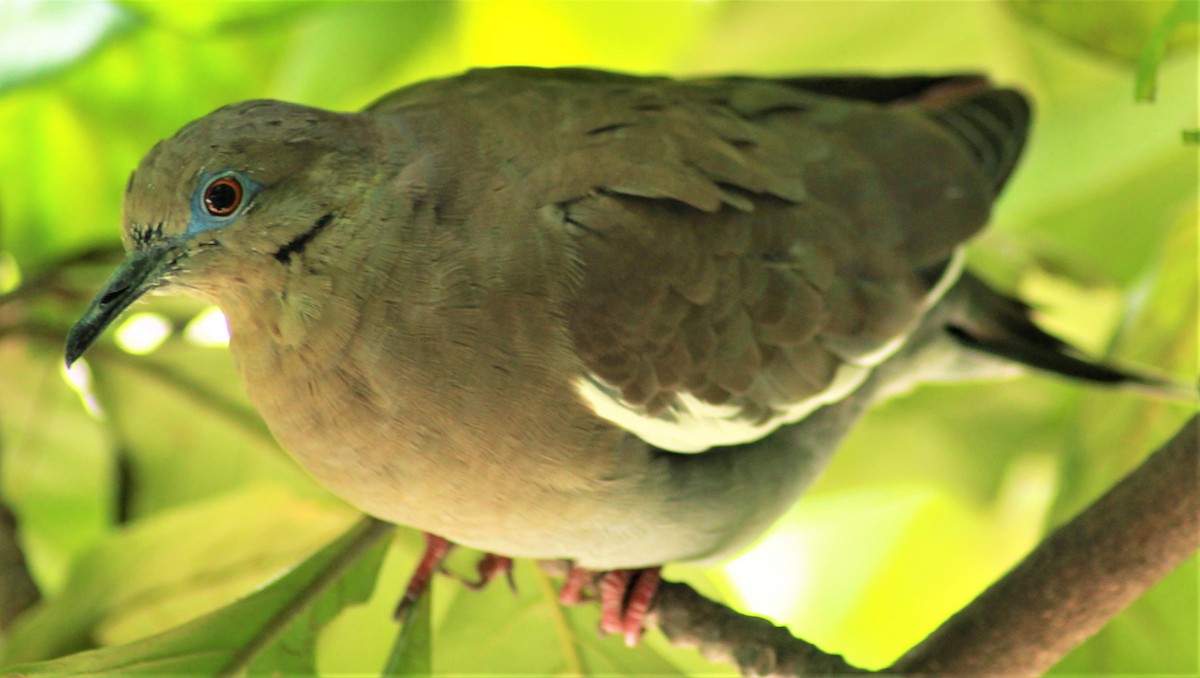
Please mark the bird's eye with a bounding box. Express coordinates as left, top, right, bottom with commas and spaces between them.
203, 176, 244, 216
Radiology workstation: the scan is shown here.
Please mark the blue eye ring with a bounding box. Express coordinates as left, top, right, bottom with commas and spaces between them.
203, 175, 243, 216
188, 170, 260, 235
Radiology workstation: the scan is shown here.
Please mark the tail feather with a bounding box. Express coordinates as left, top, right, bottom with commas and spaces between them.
947, 274, 1195, 400
926, 88, 1032, 195
778, 75, 1032, 194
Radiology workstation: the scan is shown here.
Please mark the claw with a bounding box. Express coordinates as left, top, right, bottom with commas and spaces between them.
465, 553, 516, 592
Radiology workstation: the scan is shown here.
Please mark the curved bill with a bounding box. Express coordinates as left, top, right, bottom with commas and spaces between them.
65, 246, 172, 367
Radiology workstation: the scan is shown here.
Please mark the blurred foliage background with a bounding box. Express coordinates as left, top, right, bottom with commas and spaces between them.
0, 0, 1196, 675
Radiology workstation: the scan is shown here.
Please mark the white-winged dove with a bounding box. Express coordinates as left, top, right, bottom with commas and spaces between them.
66, 68, 1174, 644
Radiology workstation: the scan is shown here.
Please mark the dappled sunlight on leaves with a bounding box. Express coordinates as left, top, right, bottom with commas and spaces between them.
113, 312, 171, 356
0, 0, 130, 95
182, 306, 229, 348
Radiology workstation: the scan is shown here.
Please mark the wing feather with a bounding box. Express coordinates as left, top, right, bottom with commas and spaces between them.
555, 74, 1023, 451
372, 68, 1030, 452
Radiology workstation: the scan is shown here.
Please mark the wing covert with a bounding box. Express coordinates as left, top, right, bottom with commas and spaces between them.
547, 76, 1008, 451
370, 69, 1028, 452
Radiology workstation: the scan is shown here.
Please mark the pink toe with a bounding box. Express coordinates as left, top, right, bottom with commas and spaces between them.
598, 570, 634, 635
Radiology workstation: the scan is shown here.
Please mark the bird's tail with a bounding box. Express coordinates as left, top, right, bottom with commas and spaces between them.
945, 273, 1196, 400
783, 74, 1031, 194
924, 87, 1031, 196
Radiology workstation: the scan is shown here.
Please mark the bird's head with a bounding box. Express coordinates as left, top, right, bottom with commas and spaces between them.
65, 99, 380, 366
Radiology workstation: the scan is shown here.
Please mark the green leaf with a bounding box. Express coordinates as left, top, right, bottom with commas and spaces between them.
382, 585, 431, 676
85, 337, 317, 520
428, 559, 690, 675
0, 341, 111, 595
1, 485, 358, 666
241, 518, 392, 675
4, 516, 392, 676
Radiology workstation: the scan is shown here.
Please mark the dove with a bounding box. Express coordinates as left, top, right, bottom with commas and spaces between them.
66, 68, 1172, 644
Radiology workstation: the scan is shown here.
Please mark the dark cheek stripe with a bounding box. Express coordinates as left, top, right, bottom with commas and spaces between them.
274, 213, 334, 264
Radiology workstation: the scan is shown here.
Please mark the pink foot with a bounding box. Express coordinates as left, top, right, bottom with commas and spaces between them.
598, 570, 634, 638
620, 567, 660, 646
559, 565, 663, 646
394, 533, 453, 624
558, 565, 596, 605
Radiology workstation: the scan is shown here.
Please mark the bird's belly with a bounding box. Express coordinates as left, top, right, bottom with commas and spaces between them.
236, 345, 676, 564
278, 419, 688, 566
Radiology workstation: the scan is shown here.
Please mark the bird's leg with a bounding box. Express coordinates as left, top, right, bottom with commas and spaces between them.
394, 532, 453, 624
559, 565, 663, 646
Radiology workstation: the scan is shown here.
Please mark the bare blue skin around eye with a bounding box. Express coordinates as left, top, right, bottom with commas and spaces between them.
187, 170, 261, 234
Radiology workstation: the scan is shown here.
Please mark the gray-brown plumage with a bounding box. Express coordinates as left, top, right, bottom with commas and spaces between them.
67, 68, 1160, 588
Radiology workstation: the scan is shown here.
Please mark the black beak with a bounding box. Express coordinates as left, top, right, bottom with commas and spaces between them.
65, 246, 172, 367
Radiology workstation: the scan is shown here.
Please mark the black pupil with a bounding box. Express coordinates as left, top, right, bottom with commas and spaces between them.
207, 182, 237, 212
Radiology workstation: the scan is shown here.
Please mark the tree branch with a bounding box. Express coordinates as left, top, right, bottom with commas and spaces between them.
892, 414, 1199, 675
653, 582, 864, 675
651, 415, 1199, 677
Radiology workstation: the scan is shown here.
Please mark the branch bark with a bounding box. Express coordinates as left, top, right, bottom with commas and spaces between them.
654, 581, 864, 675
893, 414, 1199, 675
652, 415, 1199, 677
